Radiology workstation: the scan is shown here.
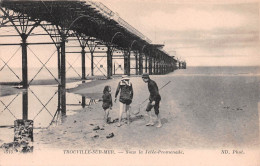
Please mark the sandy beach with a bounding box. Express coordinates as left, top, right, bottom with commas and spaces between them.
24, 67, 260, 151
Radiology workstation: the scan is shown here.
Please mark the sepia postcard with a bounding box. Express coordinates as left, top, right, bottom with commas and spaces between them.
0, 0, 259, 165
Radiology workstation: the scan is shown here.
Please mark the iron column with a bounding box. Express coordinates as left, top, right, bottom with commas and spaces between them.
81, 46, 86, 79
139, 51, 143, 75
21, 33, 28, 88
60, 35, 66, 116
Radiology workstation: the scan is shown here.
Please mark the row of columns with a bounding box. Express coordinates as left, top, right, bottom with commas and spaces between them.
59, 43, 177, 81
105, 49, 175, 78
21, 35, 176, 118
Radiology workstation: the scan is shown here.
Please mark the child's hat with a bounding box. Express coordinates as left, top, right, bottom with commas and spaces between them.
142, 73, 149, 78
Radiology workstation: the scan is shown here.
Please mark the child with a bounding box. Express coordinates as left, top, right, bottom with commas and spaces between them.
114, 75, 133, 126
141, 73, 162, 128
102, 85, 113, 123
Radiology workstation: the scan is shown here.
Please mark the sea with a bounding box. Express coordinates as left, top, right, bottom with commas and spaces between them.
173, 66, 260, 76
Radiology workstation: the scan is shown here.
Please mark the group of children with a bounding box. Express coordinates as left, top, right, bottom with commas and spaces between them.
101, 73, 162, 128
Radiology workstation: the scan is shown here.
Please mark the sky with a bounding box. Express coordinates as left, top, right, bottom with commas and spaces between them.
97, 0, 260, 66
0, 0, 259, 68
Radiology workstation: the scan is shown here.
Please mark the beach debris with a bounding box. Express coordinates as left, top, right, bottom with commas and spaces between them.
100, 128, 104, 130
74, 120, 77, 123
90, 124, 94, 126
93, 126, 100, 131
92, 135, 99, 139
106, 133, 114, 139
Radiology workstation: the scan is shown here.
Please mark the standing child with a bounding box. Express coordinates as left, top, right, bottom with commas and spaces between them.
102, 85, 113, 123
114, 75, 133, 127
141, 73, 162, 128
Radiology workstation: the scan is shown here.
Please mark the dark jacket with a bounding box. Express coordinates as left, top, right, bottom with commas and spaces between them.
148, 79, 161, 102
102, 92, 113, 109
115, 79, 133, 101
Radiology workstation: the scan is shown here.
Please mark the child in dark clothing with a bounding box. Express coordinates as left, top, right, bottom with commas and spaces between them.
114, 75, 133, 127
142, 73, 162, 128
102, 85, 113, 123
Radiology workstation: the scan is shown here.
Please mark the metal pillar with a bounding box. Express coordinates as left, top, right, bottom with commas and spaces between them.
21, 33, 28, 88
124, 51, 127, 75
57, 46, 61, 79
160, 62, 162, 74
139, 52, 143, 75
91, 52, 94, 76
164, 63, 166, 74
22, 91, 28, 120
165, 63, 167, 74
81, 96, 86, 108
60, 35, 66, 116
149, 56, 153, 75
158, 61, 160, 74
124, 50, 130, 76
158, 61, 161, 75
107, 46, 112, 79
145, 55, 148, 73
135, 52, 138, 75
57, 84, 61, 111
153, 57, 156, 74
81, 46, 86, 79
127, 51, 130, 76
114, 62, 116, 75
156, 61, 159, 75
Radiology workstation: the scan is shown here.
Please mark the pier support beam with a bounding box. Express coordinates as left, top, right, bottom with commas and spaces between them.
165, 60, 167, 74
153, 57, 156, 75
60, 35, 66, 116
149, 56, 153, 75
124, 51, 127, 75
22, 91, 28, 120
156, 59, 160, 74
145, 55, 148, 73
139, 52, 143, 75
21, 33, 28, 88
57, 84, 61, 112
81, 46, 86, 79
91, 51, 94, 76
135, 52, 138, 75
160, 62, 162, 74
81, 96, 86, 108
124, 50, 130, 76
164, 63, 166, 74
107, 46, 113, 79
158, 61, 160, 74
57, 45, 61, 79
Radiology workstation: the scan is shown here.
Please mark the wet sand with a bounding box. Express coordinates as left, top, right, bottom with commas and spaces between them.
32, 69, 260, 150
